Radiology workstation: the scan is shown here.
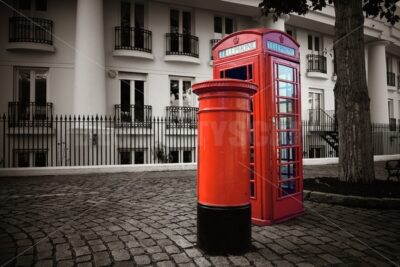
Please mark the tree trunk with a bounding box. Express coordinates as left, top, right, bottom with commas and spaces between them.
333, 0, 375, 183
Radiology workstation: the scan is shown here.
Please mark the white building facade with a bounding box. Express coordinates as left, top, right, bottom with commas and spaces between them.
0, 0, 399, 166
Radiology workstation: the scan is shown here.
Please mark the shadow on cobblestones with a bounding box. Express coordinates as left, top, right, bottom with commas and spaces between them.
0, 171, 399, 266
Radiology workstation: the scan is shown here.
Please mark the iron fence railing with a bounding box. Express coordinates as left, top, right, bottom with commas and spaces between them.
0, 115, 198, 168
166, 33, 199, 58
387, 72, 396, 86
0, 113, 399, 168
9, 16, 53, 45
306, 54, 327, 73
114, 26, 152, 53
114, 104, 152, 127
8, 102, 53, 127
166, 106, 198, 128
210, 39, 220, 60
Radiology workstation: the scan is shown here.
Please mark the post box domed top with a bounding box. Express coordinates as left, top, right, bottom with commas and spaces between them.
192, 79, 257, 96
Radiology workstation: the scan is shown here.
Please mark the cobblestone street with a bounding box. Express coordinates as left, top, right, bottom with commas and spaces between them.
0, 169, 399, 267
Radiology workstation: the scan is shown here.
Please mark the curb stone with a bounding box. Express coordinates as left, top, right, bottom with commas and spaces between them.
303, 190, 400, 209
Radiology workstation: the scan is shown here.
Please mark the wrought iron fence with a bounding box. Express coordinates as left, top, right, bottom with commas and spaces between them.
9, 16, 53, 45
166, 33, 199, 58
387, 72, 396, 86
0, 115, 198, 168
306, 54, 327, 73
114, 26, 152, 53
0, 114, 399, 168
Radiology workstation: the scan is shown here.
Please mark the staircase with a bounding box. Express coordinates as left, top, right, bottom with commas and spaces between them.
307, 109, 338, 152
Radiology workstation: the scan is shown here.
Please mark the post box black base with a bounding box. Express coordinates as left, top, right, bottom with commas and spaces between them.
197, 203, 251, 254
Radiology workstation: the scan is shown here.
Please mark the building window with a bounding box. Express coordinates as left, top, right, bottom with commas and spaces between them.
169, 77, 194, 107
213, 15, 234, 38
35, 0, 47, 11
120, 151, 132, 164
308, 89, 324, 123
309, 146, 325, 158
17, 151, 30, 167
12, 68, 48, 121
15, 68, 48, 103
183, 150, 192, 163
286, 27, 296, 39
15, 150, 47, 167
119, 1, 147, 48
170, 9, 192, 34
134, 151, 144, 164
34, 151, 46, 167
388, 98, 394, 119
169, 151, 179, 163
17, 0, 47, 11
307, 34, 321, 53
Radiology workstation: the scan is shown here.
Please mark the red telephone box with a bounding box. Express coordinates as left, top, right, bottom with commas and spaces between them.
213, 29, 304, 225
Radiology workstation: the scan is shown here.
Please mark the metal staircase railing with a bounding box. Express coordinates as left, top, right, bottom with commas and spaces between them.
307, 109, 338, 152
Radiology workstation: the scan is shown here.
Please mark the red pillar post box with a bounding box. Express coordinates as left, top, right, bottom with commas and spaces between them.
193, 79, 257, 254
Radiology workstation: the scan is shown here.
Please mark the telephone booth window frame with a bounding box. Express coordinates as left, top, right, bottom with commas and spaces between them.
272, 57, 301, 199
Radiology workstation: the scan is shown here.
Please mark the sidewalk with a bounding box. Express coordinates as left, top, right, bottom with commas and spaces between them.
303, 161, 388, 179
0, 163, 399, 266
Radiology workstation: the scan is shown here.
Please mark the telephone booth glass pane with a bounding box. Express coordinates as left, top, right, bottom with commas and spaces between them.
278, 82, 294, 97
278, 98, 294, 113
225, 66, 247, 80
278, 65, 294, 81
280, 180, 296, 196
279, 116, 296, 130
279, 131, 296, 146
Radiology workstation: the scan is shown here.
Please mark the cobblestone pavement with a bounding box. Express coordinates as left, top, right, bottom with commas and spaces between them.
0, 169, 399, 267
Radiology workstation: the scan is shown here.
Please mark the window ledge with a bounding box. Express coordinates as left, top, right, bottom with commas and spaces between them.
387, 85, 397, 91
306, 71, 328, 80
6, 42, 56, 53
113, 49, 154, 60
164, 55, 200, 65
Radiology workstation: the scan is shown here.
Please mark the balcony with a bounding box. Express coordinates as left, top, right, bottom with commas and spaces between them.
7, 16, 55, 52
165, 33, 200, 64
210, 39, 220, 60
113, 27, 153, 59
114, 104, 152, 127
166, 106, 198, 128
8, 102, 53, 127
387, 72, 396, 87
306, 54, 327, 79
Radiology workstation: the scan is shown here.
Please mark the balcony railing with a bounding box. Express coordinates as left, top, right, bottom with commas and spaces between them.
114, 104, 152, 126
8, 102, 53, 127
387, 72, 396, 86
166, 33, 199, 58
114, 27, 152, 53
306, 54, 327, 73
9, 16, 53, 45
210, 39, 220, 60
166, 106, 198, 128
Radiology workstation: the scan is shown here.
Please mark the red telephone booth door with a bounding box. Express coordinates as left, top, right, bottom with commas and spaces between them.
270, 56, 303, 221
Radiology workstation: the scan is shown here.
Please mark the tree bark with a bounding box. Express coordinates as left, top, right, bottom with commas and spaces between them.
333, 0, 375, 182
